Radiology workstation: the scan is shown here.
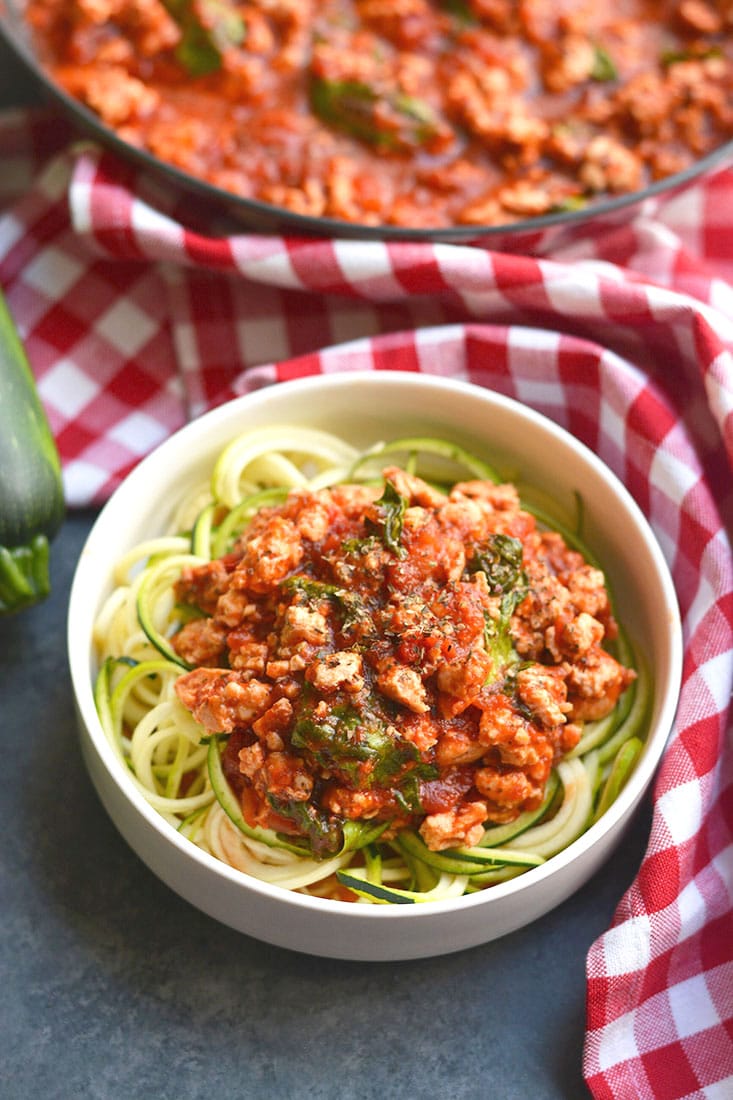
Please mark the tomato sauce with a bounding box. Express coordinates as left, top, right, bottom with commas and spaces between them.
170, 467, 634, 854
25, 0, 733, 227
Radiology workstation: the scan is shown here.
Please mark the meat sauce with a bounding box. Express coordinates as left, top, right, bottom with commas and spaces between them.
171, 467, 634, 855
24, 0, 733, 227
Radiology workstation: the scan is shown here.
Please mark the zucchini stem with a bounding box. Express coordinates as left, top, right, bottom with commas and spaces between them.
0, 535, 52, 613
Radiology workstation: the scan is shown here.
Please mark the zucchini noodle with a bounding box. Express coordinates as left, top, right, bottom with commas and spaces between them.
93, 427, 649, 905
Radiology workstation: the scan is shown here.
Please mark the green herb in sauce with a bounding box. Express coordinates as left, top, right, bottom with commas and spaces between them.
367, 480, 408, 558
292, 701, 418, 784
283, 575, 367, 630
591, 45, 618, 82
468, 532, 524, 595
483, 586, 527, 679
164, 0, 245, 77
310, 78, 443, 151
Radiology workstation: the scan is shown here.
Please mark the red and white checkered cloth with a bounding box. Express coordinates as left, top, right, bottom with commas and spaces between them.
2, 106, 731, 1098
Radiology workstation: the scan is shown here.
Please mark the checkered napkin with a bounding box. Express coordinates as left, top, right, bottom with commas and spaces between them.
2, 106, 732, 1098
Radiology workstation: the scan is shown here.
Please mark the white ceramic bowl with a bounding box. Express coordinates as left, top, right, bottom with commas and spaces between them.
67, 371, 683, 960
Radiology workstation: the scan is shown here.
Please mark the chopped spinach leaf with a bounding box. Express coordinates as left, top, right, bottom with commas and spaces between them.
440, 0, 477, 25
483, 586, 527, 675
551, 194, 588, 213
164, 0, 245, 77
366, 480, 408, 558
591, 45, 618, 82
283, 574, 366, 629
661, 45, 723, 67
393, 771, 431, 814
310, 77, 443, 151
268, 796, 343, 857
468, 533, 524, 595
283, 576, 344, 600
342, 534, 381, 555
291, 700, 431, 788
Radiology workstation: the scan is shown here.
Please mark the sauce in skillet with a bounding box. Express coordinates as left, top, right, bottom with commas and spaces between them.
25, 0, 733, 226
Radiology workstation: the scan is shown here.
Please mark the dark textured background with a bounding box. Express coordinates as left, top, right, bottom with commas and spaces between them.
0, 37, 654, 1099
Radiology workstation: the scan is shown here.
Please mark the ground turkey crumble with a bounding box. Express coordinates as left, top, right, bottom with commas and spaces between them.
172, 467, 634, 855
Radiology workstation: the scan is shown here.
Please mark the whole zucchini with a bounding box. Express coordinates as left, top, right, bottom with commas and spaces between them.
0, 286, 65, 614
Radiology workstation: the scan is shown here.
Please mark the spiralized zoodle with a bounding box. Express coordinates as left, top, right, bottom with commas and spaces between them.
93, 427, 649, 904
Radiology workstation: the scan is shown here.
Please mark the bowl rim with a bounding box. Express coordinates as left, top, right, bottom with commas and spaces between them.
2, 2, 732, 243
67, 371, 684, 921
